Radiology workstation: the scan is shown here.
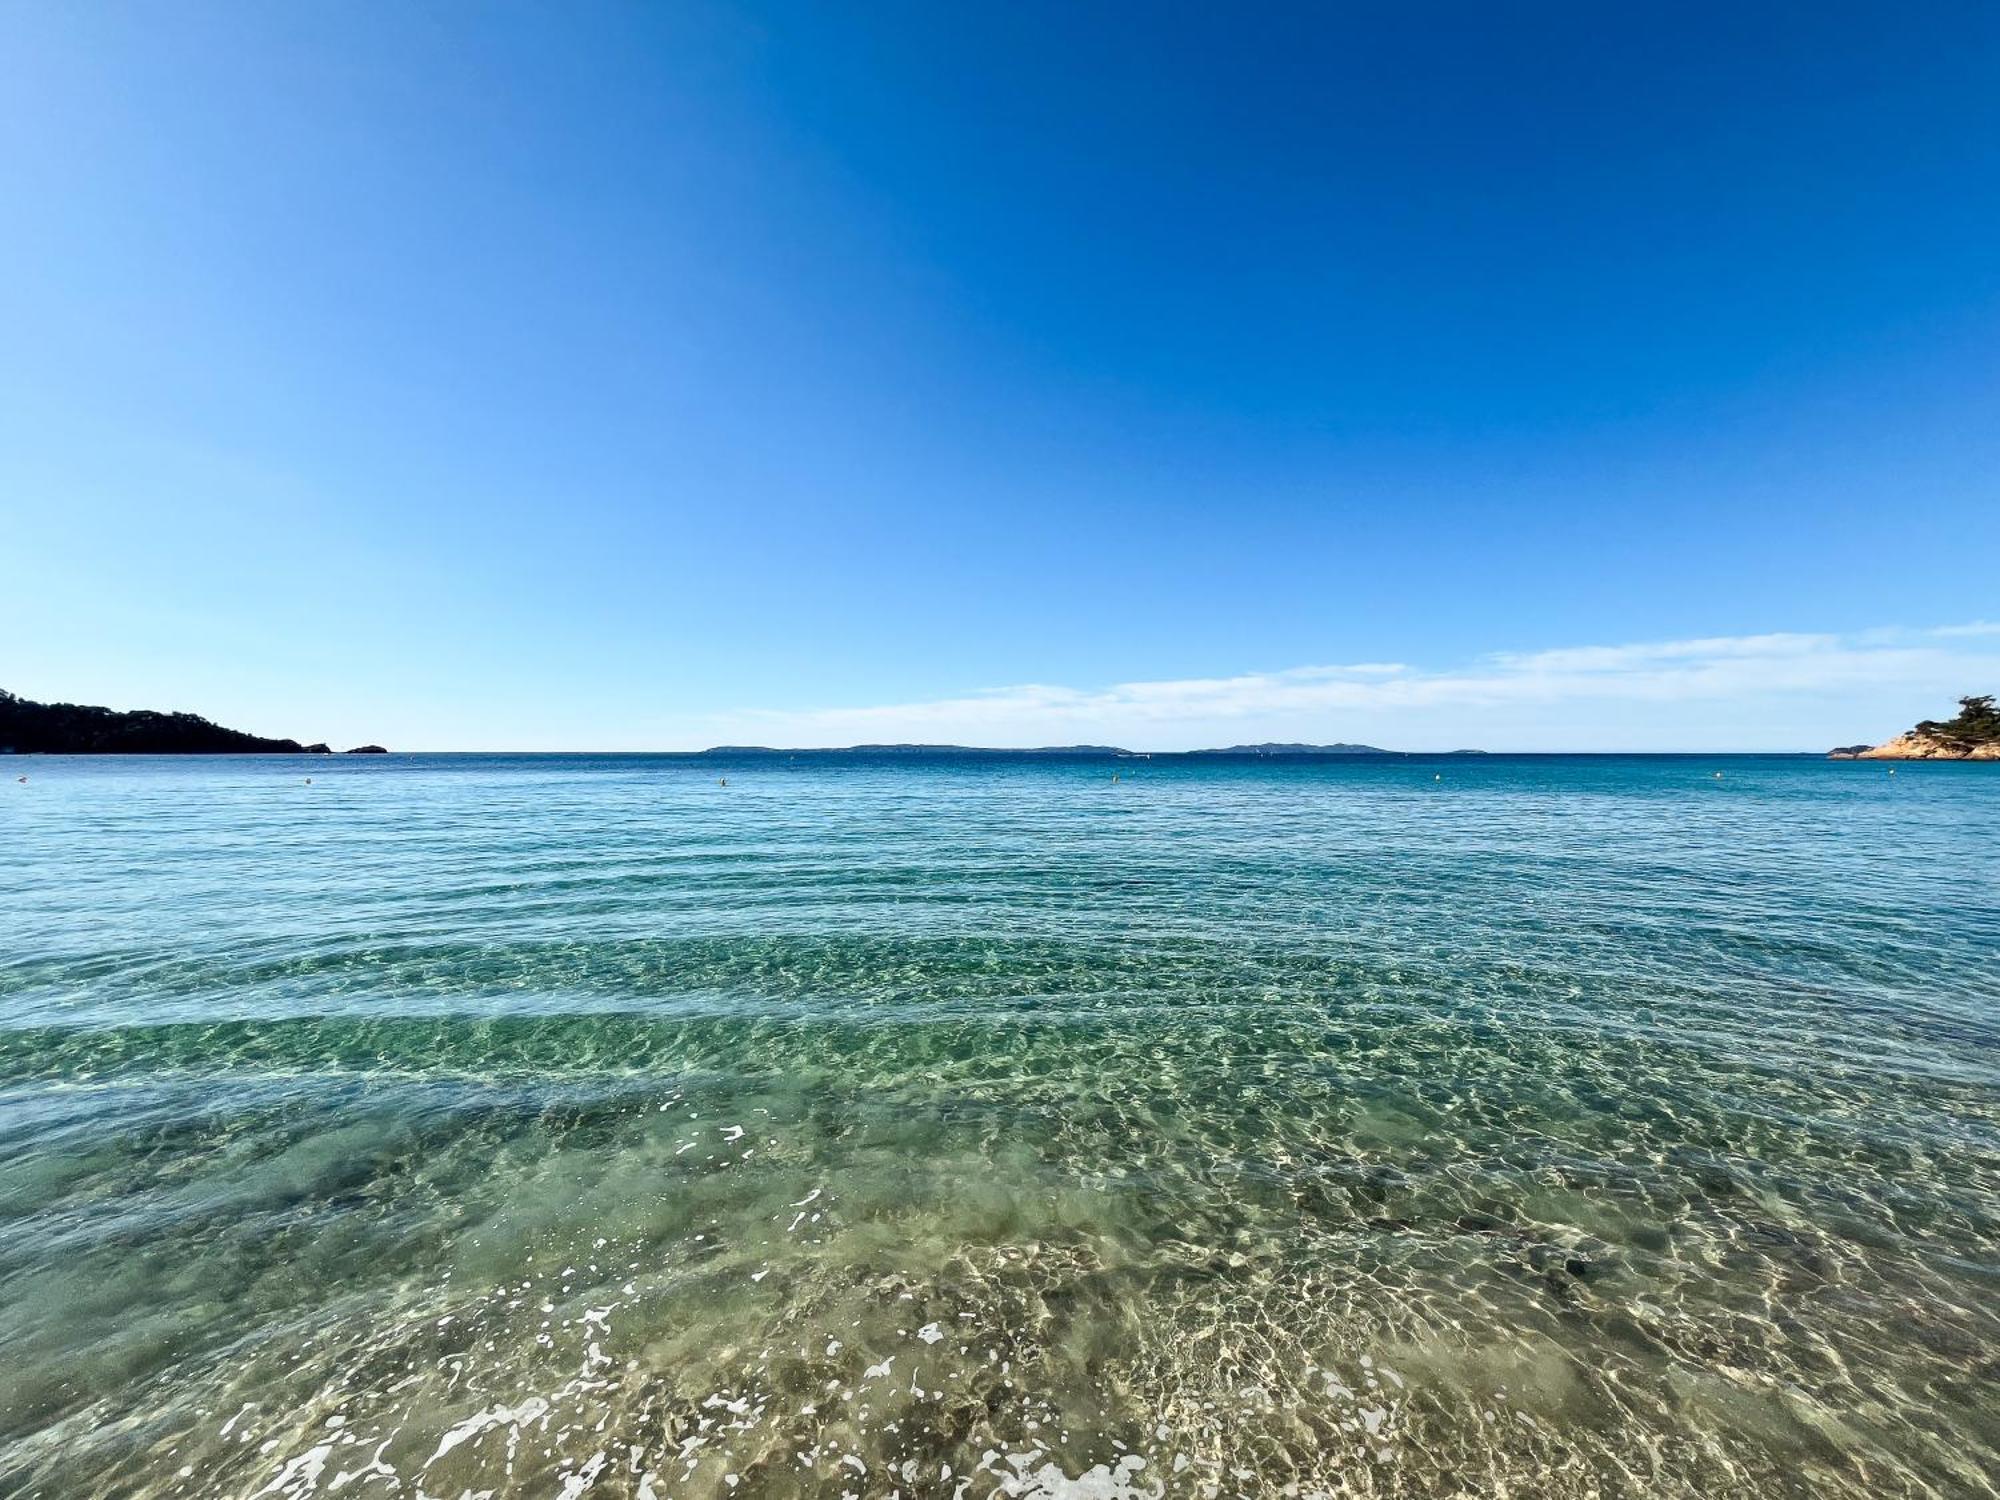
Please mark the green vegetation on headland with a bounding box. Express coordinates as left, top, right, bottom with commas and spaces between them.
1829, 695, 2000, 760
0, 689, 382, 755
1917, 694, 2000, 745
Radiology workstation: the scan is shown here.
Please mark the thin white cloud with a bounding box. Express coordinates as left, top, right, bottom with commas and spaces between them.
1488, 632, 1840, 674
694, 623, 2000, 750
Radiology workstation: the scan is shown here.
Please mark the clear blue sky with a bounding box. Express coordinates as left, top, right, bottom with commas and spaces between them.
4, 2, 1997, 749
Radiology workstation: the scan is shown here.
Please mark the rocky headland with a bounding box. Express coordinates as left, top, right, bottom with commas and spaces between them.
0, 688, 360, 755
1830, 695, 1999, 760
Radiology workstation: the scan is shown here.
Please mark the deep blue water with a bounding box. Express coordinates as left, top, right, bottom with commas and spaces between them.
1, 753, 1995, 1498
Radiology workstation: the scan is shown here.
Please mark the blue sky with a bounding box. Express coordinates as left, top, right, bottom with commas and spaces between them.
3, 2, 1997, 750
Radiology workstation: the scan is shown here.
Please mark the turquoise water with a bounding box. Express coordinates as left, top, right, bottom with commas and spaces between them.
1, 753, 1995, 1499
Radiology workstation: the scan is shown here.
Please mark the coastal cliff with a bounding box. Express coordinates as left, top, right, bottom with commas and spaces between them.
0, 688, 343, 754
1852, 733, 2000, 761
1831, 695, 1999, 760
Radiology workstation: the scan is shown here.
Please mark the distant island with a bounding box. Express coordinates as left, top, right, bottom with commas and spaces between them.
0, 689, 379, 755
3, 688, 1521, 759
1204, 742, 1390, 755
1829, 695, 1999, 760
698, 742, 1480, 757
701, 743, 1132, 757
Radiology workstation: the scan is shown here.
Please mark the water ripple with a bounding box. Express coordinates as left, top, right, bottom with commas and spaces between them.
0, 753, 1994, 1498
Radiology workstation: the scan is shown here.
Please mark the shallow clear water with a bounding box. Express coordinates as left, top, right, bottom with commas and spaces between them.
1, 752, 1995, 1499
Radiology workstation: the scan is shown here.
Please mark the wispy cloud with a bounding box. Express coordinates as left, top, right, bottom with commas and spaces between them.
693, 624, 2000, 751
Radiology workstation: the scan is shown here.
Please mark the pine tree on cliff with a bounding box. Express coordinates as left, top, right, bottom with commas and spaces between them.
1915, 695, 2000, 749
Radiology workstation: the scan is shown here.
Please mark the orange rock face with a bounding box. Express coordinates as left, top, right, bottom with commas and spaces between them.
1855, 732, 1998, 760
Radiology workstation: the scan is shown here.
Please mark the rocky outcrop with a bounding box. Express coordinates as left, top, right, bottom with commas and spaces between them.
1858, 732, 1957, 759
1857, 734, 2000, 761
1834, 694, 2000, 760
346, 745, 388, 754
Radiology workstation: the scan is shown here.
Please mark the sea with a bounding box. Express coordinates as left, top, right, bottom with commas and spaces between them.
0, 752, 1994, 1499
